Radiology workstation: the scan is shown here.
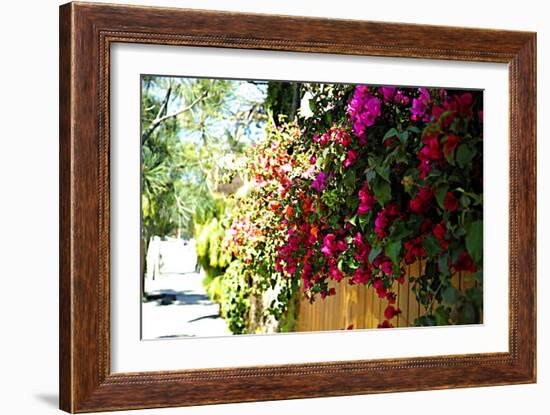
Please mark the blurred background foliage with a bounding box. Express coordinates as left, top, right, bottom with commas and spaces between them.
141, 75, 266, 247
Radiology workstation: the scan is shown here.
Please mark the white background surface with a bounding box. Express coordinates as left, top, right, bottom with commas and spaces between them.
111, 44, 509, 372
0, 0, 547, 414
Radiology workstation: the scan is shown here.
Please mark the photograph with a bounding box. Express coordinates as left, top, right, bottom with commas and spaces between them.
140, 75, 484, 339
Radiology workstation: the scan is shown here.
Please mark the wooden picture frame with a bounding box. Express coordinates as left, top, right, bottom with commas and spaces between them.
59, 2, 536, 412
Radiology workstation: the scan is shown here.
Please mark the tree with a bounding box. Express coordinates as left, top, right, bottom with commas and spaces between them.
140, 76, 267, 292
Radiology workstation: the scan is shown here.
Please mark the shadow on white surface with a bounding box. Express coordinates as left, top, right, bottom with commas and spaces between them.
34, 393, 58, 408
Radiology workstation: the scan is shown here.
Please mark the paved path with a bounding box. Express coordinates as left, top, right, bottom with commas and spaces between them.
142, 272, 231, 339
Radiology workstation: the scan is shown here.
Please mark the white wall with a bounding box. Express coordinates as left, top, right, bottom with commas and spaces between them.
0, 0, 546, 414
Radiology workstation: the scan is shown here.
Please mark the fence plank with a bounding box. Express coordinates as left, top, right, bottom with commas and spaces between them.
295, 260, 474, 332
397, 273, 408, 327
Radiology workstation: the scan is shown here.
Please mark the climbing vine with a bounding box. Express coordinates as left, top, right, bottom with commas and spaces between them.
221, 83, 483, 330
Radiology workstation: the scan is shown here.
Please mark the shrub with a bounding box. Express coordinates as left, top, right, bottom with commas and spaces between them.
219, 83, 483, 331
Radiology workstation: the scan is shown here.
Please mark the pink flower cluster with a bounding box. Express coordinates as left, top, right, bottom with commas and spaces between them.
444, 192, 459, 212
404, 237, 426, 264
415, 91, 475, 178
357, 182, 376, 214
225, 217, 260, 264
343, 149, 358, 168
319, 233, 346, 257
276, 224, 313, 278
350, 232, 372, 284
438, 92, 474, 119
379, 86, 410, 105
311, 171, 327, 192
374, 203, 401, 239
313, 127, 351, 147
409, 185, 433, 214
454, 252, 477, 272
433, 222, 449, 250
347, 85, 382, 143
443, 134, 460, 157
411, 87, 432, 122
417, 132, 443, 178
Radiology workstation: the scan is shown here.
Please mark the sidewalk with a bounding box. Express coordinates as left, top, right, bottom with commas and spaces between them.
142, 272, 231, 339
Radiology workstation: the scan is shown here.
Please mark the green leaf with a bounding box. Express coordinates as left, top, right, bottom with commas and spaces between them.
453, 227, 466, 238
398, 130, 409, 145
434, 306, 450, 325
467, 286, 483, 308
438, 252, 449, 276
406, 125, 421, 134
422, 234, 443, 257
365, 169, 377, 183
445, 150, 455, 166
450, 245, 462, 263
474, 270, 483, 282
368, 155, 381, 169
346, 194, 359, 211
465, 220, 483, 264
372, 179, 391, 205
457, 302, 477, 324
415, 315, 437, 327
385, 240, 402, 266
343, 169, 356, 189
441, 285, 459, 305
436, 185, 450, 209
358, 213, 370, 231
456, 144, 476, 168
460, 194, 471, 208
375, 164, 391, 182
368, 246, 382, 264
390, 221, 413, 240
383, 128, 398, 142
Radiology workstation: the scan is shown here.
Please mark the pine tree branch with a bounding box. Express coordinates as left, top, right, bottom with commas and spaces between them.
142, 89, 208, 142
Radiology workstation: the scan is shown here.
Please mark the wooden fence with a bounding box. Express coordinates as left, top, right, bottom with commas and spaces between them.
295, 261, 475, 331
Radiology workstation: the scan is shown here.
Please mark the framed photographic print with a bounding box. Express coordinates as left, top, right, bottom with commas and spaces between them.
59, 2, 536, 412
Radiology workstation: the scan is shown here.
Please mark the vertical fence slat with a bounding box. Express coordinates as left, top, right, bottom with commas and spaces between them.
418, 260, 427, 317
365, 286, 373, 328
403, 265, 411, 327
407, 263, 418, 326
358, 284, 367, 329
372, 289, 381, 328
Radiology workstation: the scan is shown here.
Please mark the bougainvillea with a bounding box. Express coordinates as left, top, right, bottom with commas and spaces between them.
220, 123, 310, 333
222, 82, 483, 331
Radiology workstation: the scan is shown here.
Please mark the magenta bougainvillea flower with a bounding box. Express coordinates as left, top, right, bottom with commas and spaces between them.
374, 204, 401, 240
454, 252, 477, 273
311, 171, 327, 192
343, 149, 358, 168
380, 86, 396, 102
409, 185, 433, 214
443, 134, 460, 156
411, 87, 432, 121
443, 192, 459, 212
384, 305, 402, 320
347, 85, 381, 142
433, 222, 449, 250
357, 183, 376, 214
404, 237, 426, 265
377, 320, 394, 329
